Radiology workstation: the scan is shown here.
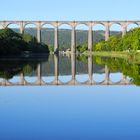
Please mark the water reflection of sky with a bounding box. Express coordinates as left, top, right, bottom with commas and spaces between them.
0, 86, 140, 140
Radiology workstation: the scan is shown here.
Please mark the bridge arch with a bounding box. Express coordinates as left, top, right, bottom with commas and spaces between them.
94, 22, 105, 27
93, 24, 105, 41
75, 24, 89, 82
110, 23, 122, 36
58, 24, 72, 52
92, 66, 106, 84
110, 73, 126, 84
24, 63, 39, 84
127, 21, 139, 26
23, 22, 38, 28
76, 55, 89, 83
75, 22, 89, 27
109, 22, 122, 27
41, 24, 55, 51
58, 22, 72, 28
5, 22, 20, 27
6, 23, 20, 33
41, 22, 55, 28
75, 24, 89, 50
24, 23, 37, 40
58, 54, 72, 83
127, 22, 138, 31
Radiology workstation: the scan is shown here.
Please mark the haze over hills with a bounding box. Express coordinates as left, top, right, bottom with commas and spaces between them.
13, 28, 121, 50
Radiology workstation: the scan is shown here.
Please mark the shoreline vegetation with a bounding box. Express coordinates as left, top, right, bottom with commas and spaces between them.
1, 27, 140, 59
80, 27, 140, 61
0, 28, 50, 57
93, 28, 140, 52
83, 51, 140, 59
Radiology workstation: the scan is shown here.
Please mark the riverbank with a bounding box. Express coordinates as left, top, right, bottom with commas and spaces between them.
84, 51, 129, 58
82, 51, 140, 63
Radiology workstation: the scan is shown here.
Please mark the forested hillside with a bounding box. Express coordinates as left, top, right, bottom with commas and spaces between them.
14, 28, 120, 51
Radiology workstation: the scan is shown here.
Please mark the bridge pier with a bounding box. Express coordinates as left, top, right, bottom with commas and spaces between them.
19, 73, 27, 85
122, 25, 127, 36
104, 65, 111, 84
71, 26, 76, 53
54, 26, 58, 53
35, 64, 45, 85
1, 79, 11, 86
37, 64, 41, 81
88, 24, 93, 51
69, 53, 76, 84
37, 23, 41, 43
20, 22, 24, 34
20, 26, 24, 34
120, 74, 130, 84
87, 55, 93, 84
105, 23, 110, 41
52, 54, 60, 84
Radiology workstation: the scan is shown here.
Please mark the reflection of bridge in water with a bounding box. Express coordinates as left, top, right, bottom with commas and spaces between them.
0, 54, 132, 86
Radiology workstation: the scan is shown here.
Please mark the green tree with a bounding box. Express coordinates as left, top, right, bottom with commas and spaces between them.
94, 27, 140, 52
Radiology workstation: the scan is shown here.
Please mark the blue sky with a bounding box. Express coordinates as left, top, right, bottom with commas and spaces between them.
0, 0, 140, 20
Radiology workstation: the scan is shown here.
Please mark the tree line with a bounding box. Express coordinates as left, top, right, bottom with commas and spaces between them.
94, 28, 140, 51
0, 28, 50, 56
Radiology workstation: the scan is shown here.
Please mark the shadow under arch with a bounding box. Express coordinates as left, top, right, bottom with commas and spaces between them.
41, 24, 55, 51
6, 23, 20, 33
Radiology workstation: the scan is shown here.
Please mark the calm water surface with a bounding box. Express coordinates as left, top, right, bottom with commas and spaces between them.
0, 54, 140, 140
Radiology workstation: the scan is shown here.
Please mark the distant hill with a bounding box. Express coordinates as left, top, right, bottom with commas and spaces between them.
13, 28, 121, 51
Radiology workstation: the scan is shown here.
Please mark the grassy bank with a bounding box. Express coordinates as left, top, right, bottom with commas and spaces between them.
87, 51, 129, 58
83, 51, 140, 63
84, 51, 134, 57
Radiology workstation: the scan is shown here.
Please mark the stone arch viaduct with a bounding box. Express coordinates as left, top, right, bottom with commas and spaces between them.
0, 20, 140, 52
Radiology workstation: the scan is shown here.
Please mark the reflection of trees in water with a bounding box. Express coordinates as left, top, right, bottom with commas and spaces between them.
0, 56, 49, 80
2, 54, 140, 85
0, 55, 106, 80
94, 56, 140, 85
